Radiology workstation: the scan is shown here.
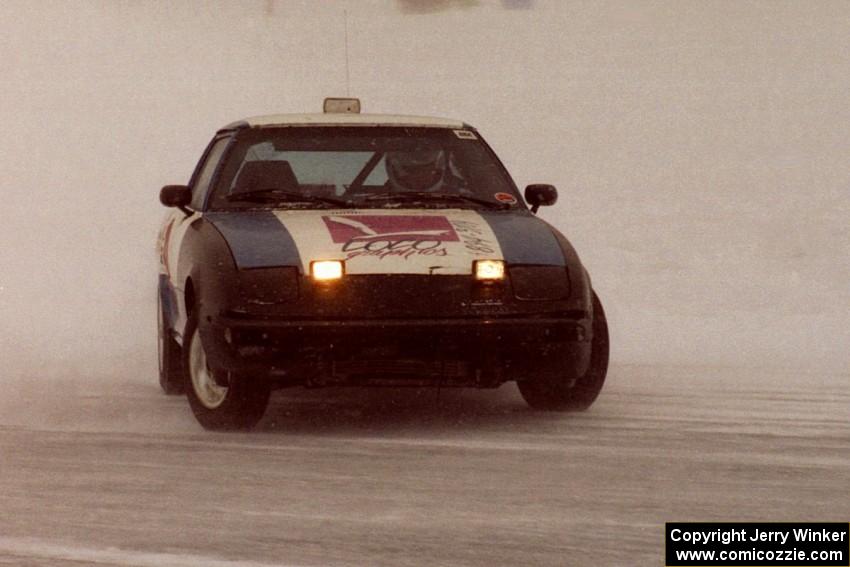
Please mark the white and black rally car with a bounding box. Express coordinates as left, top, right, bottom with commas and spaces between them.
157, 99, 608, 430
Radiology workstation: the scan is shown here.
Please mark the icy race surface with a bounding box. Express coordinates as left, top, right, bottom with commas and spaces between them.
1, 365, 848, 566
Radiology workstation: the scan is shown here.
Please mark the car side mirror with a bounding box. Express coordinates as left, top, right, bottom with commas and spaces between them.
524, 184, 558, 214
160, 185, 191, 210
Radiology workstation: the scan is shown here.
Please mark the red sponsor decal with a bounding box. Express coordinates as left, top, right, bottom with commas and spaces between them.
322, 215, 459, 243
494, 192, 517, 204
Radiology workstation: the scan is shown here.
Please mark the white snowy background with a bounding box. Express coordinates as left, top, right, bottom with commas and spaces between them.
1, 0, 848, 380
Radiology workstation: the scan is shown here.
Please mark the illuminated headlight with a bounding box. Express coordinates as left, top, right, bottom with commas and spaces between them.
311, 260, 344, 281
474, 259, 505, 281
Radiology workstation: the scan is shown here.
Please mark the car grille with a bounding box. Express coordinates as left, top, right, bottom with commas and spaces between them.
331, 358, 469, 379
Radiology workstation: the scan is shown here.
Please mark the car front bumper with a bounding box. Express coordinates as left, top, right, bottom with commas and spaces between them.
202, 314, 593, 388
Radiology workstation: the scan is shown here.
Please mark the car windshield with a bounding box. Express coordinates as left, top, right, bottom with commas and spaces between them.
208, 127, 521, 210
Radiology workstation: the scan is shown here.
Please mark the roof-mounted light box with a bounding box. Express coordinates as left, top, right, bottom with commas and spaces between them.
323, 97, 361, 114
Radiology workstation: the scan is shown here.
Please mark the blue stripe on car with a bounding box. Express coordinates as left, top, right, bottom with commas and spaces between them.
205, 212, 302, 270
158, 274, 180, 333
479, 212, 565, 266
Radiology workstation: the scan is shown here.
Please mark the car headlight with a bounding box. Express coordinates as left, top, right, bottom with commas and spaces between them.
311, 260, 345, 282
474, 259, 505, 281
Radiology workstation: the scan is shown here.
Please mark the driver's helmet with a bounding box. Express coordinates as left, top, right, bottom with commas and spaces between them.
385, 148, 447, 192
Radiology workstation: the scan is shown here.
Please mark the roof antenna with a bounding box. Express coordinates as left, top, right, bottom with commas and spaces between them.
343, 8, 351, 97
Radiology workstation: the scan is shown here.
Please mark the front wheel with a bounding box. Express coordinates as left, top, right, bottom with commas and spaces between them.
183, 313, 270, 431
517, 291, 610, 411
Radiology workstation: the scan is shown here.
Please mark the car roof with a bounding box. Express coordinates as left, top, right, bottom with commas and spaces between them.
221, 113, 469, 131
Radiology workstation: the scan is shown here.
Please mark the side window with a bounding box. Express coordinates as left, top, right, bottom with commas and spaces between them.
190, 137, 231, 210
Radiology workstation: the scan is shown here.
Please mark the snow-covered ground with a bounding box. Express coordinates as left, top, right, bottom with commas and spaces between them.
0, 365, 847, 565
0, 2, 847, 565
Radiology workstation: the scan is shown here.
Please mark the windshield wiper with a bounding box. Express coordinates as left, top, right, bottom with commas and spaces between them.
364, 191, 510, 210
227, 188, 348, 207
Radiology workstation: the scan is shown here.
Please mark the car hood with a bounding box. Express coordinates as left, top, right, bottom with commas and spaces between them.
205, 209, 565, 275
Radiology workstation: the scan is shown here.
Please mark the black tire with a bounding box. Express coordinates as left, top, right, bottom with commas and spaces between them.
183, 312, 270, 431
517, 291, 610, 411
158, 291, 185, 395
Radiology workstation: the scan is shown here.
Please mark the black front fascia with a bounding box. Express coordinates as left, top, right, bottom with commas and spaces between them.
198, 272, 592, 387
218, 273, 586, 320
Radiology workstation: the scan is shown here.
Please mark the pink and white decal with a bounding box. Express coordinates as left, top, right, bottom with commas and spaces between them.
272, 209, 503, 275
